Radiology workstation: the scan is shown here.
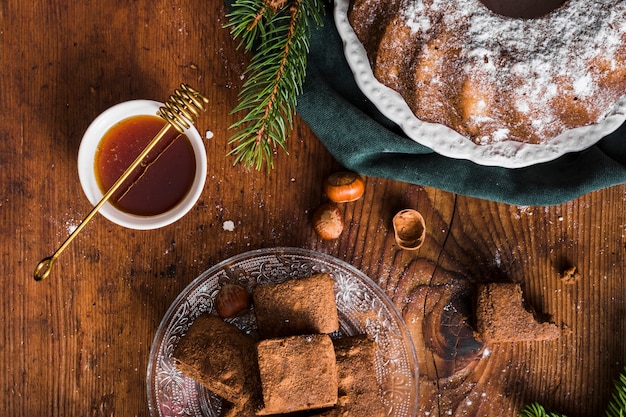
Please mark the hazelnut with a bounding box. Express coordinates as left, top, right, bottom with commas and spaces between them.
312, 203, 344, 240
323, 171, 365, 203
215, 284, 252, 318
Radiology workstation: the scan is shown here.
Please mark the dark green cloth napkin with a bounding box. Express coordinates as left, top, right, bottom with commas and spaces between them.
296, 10, 626, 206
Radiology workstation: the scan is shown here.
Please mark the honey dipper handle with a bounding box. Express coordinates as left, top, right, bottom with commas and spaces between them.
33, 124, 172, 281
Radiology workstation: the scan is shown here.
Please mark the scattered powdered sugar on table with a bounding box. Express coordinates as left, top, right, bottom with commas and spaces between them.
66, 220, 78, 234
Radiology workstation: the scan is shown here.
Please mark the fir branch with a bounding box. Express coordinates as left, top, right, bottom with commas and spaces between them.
225, 0, 325, 170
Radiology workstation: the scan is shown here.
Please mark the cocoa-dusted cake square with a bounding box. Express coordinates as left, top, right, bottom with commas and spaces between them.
172, 314, 262, 408
475, 283, 561, 343
256, 334, 338, 414
253, 273, 339, 338
319, 334, 385, 417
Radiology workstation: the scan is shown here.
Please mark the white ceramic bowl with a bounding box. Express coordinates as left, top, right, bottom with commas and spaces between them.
77, 99, 207, 230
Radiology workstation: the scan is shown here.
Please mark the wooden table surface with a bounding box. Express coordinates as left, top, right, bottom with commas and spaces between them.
2, 1, 625, 416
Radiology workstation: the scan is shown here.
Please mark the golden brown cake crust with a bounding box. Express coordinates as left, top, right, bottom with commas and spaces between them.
256, 334, 338, 415
475, 283, 560, 343
253, 273, 339, 338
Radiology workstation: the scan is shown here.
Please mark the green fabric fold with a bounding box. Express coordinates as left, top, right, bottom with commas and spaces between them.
296, 9, 626, 206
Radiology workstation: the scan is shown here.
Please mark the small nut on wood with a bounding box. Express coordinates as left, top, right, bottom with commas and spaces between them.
312, 203, 344, 240
323, 171, 365, 203
393, 209, 426, 250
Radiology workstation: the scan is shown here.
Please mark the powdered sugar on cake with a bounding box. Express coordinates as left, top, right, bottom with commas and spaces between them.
349, 0, 626, 145
338, 0, 626, 166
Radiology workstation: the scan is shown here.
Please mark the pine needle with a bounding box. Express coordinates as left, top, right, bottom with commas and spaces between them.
606, 369, 626, 417
520, 403, 567, 417
225, 0, 325, 171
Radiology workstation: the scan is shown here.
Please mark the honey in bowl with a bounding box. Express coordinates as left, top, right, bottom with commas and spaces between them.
94, 115, 196, 216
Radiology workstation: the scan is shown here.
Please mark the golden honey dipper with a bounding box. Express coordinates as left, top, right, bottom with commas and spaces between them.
34, 84, 209, 281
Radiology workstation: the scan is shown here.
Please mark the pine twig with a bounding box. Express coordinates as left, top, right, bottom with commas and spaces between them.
225, 0, 325, 171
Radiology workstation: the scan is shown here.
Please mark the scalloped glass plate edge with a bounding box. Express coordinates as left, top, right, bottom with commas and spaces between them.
146, 247, 419, 417
333, 0, 626, 168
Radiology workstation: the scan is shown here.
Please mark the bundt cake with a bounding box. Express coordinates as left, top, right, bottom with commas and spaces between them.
347, 0, 626, 145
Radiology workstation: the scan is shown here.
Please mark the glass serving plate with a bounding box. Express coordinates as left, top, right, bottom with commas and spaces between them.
146, 247, 419, 417
333, 0, 626, 168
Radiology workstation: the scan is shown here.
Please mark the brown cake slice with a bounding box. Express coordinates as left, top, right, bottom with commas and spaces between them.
253, 273, 339, 338
172, 314, 262, 408
319, 334, 385, 417
475, 283, 561, 342
256, 334, 338, 415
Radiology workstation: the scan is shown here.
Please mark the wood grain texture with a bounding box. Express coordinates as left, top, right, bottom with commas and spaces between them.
1, 1, 625, 416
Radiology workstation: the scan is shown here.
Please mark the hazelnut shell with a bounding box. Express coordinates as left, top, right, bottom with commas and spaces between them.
392, 209, 426, 250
